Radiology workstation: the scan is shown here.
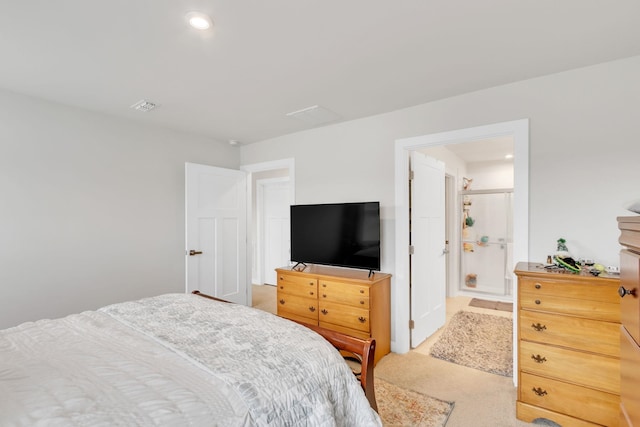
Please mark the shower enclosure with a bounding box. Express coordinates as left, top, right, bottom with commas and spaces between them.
460, 189, 513, 298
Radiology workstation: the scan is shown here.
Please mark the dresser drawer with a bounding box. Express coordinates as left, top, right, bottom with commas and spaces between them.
621, 326, 640, 427
277, 274, 317, 298
519, 277, 620, 304
520, 310, 620, 357
277, 293, 318, 322
519, 340, 620, 393
620, 250, 640, 344
516, 402, 599, 427
319, 300, 370, 333
318, 279, 370, 308
520, 372, 619, 427
520, 290, 620, 322
319, 321, 370, 340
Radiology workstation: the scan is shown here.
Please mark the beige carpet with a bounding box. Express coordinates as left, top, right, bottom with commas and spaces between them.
253, 288, 527, 426
429, 311, 513, 377
377, 378, 454, 427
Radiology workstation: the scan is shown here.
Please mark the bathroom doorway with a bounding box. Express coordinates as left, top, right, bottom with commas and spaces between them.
422, 136, 515, 301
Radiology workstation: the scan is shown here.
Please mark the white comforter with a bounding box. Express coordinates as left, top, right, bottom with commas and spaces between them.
0, 294, 381, 426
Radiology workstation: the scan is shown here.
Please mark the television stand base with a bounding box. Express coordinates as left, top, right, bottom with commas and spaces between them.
291, 262, 307, 271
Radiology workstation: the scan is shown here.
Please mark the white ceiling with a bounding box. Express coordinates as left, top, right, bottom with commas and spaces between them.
2, 1, 640, 145
445, 136, 514, 164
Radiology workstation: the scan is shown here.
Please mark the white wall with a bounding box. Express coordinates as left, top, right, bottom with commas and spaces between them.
467, 160, 514, 190
0, 89, 240, 329
241, 55, 640, 351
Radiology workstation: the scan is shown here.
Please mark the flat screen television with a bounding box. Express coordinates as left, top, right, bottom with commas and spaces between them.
290, 201, 381, 272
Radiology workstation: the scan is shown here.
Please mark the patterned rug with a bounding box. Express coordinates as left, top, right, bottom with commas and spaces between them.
429, 311, 513, 377
376, 378, 454, 426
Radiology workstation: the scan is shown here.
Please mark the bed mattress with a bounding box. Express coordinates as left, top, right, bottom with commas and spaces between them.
0, 293, 381, 426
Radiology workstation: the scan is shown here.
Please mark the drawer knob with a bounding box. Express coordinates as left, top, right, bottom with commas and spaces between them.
321, 309, 328, 315
531, 354, 547, 364
360, 290, 365, 294
310, 291, 314, 296
279, 286, 284, 289
360, 300, 365, 305
279, 299, 285, 305
531, 323, 547, 332
358, 316, 366, 323
322, 284, 326, 287
309, 282, 314, 286
535, 283, 541, 289
532, 387, 547, 397
322, 294, 327, 298
618, 286, 636, 298
535, 299, 541, 305
309, 306, 316, 312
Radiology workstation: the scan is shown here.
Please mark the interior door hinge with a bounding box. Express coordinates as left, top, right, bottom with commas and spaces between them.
409, 319, 415, 329
409, 245, 414, 255
409, 170, 414, 180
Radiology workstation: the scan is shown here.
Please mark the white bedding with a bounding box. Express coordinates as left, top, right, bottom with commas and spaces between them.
0, 294, 381, 426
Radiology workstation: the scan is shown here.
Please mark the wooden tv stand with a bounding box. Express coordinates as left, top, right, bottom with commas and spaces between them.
275, 265, 391, 365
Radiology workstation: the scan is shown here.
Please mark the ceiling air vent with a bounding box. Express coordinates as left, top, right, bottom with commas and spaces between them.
285, 105, 340, 126
130, 99, 158, 112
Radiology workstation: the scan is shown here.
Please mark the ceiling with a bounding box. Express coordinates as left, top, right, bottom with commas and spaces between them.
445, 136, 514, 164
2, 1, 640, 145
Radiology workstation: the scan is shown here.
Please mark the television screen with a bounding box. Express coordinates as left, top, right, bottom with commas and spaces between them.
290, 202, 380, 271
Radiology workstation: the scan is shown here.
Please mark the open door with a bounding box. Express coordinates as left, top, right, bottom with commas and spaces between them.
185, 162, 247, 305
410, 151, 446, 347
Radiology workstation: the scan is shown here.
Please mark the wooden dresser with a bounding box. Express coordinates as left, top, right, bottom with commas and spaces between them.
618, 216, 640, 427
515, 262, 621, 426
275, 265, 391, 365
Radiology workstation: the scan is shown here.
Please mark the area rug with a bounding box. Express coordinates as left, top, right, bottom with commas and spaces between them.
429, 311, 513, 377
469, 298, 513, 312
376, 378, 454, 426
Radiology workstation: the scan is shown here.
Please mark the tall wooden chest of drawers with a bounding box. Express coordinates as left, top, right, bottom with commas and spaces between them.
618, 216, 640, 427
515, 262, 621, 426
275, 265, 391, 365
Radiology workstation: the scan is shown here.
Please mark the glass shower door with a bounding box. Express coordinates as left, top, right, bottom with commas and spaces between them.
460, 190, 513, 296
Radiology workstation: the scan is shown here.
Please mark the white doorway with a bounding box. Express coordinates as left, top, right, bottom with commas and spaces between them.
394, 119, 529, 384
257, 177, 291, 285
423, 138, 515, 301
241, 159, 295, 287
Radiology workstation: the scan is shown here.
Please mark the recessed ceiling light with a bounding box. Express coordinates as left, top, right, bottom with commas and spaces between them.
186, 12, 213, 30
505, 154, 514, 159
229, 140, 239, 146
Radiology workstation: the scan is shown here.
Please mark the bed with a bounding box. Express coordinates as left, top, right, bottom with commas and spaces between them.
0, 292, 381, 426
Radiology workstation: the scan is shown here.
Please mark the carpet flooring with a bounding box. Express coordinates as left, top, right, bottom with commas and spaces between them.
429, 311, 513, 377
376, 378, 454, 426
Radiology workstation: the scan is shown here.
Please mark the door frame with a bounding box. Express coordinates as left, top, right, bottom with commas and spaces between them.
394, 119, 529, 385
444, 173, 455, 298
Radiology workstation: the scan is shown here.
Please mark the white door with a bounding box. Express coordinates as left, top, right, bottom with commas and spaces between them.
258, 179, 291, 285
185, 162, 247, 305
410, 151, 446, 347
